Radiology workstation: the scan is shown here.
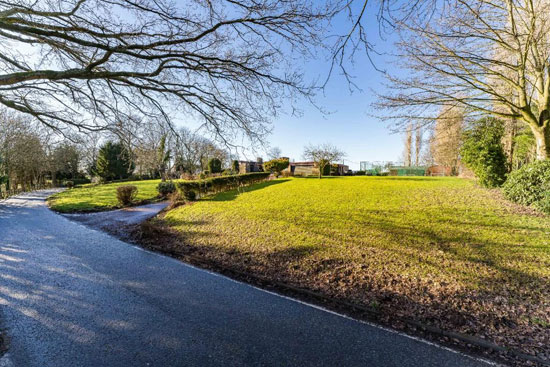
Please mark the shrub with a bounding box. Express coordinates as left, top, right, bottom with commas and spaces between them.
71, 178, 92, 186
263, 158, 289, 176
221, 169, 232, 176
157, 181, 176, 197
207, 158, 222, 173
65, 180, 74, 189
176, 172, 270, 199
502, 160, 550, 212
116, 185, 138, 206
461, 117, 507, 188
182, 188, 197, 201
355, 171, 366, 176
168, 191, 186, 208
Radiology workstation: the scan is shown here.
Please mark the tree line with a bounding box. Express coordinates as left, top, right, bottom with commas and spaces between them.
0, 111, 234, 191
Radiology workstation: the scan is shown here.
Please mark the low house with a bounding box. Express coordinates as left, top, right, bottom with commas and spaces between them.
239, 158, 263, 173
284, 161, 349, 176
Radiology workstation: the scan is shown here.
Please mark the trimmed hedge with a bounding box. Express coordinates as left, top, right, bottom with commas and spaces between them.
502, 160, 550, 213
177, 172, 270, 200
157, 181, 176, 197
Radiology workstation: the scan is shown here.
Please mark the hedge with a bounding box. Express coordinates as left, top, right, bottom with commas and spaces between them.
502, 160, 550, 213
177, 172, 270, 200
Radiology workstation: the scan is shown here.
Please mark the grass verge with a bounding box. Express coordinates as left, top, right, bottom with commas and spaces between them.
143, 176, 549, 365
47, 179, 162, 212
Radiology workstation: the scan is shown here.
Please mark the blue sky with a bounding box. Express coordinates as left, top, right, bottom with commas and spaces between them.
264, 5, 404, 170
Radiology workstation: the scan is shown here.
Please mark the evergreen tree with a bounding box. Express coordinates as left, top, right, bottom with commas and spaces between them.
95, 141, 134, 181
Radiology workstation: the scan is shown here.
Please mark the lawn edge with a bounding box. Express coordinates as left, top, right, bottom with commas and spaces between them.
94, 217, 547, 367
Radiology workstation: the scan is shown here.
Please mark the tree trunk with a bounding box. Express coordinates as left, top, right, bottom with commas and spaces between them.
532, 126, 550, 160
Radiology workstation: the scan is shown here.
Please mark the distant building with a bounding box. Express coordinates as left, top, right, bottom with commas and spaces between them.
284, 161, 349, 176
239, 158, 263, 173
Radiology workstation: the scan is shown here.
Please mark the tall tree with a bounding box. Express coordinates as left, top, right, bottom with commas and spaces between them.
378, 0, 550, 160
431, 105, 464, 175
403, 123, 412, 166
95, 141, 133, 181
414, 123, 423, 166
157, 134, 171, 181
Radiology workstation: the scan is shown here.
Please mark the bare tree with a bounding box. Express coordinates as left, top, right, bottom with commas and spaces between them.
431, 105, 464, 175
303, 143, 345, 179
0, 0, 338, 145
267, 147, 283, 160
414, 123, 423, 166
403, 123, 412, 166
377, 0, 550, 160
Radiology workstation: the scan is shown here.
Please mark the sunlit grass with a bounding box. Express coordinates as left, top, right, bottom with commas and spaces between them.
162, 176, 550, 351
48, 179, 162, 212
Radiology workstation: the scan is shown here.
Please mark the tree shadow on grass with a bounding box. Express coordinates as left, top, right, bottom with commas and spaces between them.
204, 179, 291, 202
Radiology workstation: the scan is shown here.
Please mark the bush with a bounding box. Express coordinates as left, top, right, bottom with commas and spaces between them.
168, 191, 187, 208
355, 171, 366, 176
263, 158, 289, 176
157, 181, 176, 197
182, 188, 197, 201
461, 117, 507, 188
116, 185, 138, 206
65, 180, 74, 189
208, 158, 222, 174
177, 172, 270, 199
71, 178, 92, 186
502, 160, 550, 212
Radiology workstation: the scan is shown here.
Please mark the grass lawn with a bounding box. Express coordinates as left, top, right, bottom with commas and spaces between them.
48, 179, 162, 212
159, 176, 550, 360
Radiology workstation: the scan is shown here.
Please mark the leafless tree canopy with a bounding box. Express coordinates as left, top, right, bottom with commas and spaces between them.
377, 0, 550, 159
0, 0, 342, 143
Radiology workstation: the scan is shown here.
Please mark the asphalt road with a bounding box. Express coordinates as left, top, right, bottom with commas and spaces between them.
0, 191, 496, 367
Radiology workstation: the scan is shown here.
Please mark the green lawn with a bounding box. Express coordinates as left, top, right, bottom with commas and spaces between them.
161, 176, 550, 358
48, 179, 162, 212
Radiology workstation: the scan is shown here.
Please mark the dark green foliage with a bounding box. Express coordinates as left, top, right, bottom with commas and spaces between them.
177, 172, 270, 199
182, 188, 197, 201
232, 160, 240, 172
52, 143, 80, 180
208, 158, 222, 173
355, 171, 366, 176
157, 181, 176, 197
65, 180, 74, 189
322, 161, 331, 176
461, 118, 507, 188
116, 185, 138, 206
503, 160, 550, 213
263, 158, 289, 176
95, 141, 134, 181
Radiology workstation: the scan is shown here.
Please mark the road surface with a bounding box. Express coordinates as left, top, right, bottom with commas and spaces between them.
0, 191, 495, 367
